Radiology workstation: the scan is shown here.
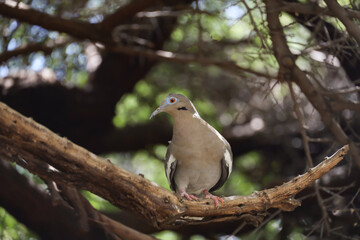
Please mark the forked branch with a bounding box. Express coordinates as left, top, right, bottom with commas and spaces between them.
0, 102, 349, 229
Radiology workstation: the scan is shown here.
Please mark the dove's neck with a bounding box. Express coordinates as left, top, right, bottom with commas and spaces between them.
171, 112, 204, 145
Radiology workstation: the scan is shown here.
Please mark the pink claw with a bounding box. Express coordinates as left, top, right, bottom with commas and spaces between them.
204, 189, 224, 208
180, 189, 198, 201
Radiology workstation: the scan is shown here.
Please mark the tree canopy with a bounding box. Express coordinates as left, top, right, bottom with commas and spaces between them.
0, 0, 360, 239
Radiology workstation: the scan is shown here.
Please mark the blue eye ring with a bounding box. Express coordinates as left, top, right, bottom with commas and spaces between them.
167, 97, 177, 104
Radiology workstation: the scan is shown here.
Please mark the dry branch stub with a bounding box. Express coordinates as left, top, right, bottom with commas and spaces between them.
0, 102, 350, 229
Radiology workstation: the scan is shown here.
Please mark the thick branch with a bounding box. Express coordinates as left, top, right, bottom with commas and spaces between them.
0, 102, 349, 229
0, 156, 156, 239
0, 158, 108, 240
0, 2, 101, 41
0, 0, 188, 46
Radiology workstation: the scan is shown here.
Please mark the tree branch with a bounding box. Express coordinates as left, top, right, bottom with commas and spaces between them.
324, 0, 360, 46
264, 0, 360, 168
0, 2, 101, 41
100, 0, 159, 32
0, 37, 72, 63
0, 0, 270, 79
0, 0, 188, 45
0, 158, 108, 240
281, 2, 360, 20
288, 82, 330, 236
108, 45, 274, 78
0, 102, 349, 229
0, 157, 158, 239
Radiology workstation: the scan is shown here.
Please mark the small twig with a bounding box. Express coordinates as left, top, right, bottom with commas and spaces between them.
348, 187, 360, 207
135, 10, 191, 18
331, 231, 360, 240
345, 120, 360, 141
306, 217, 324, 238
281, 1, 360, 20
308, 137, 333, 143
325, 0, 360, 46
195, 0, 203, 56
108, 44, 274, 79
288, 82, 331, 236
240, 0, 269, 50
345, 187, 360, 220
322, 182, 356, 205
322, 86, 360, 95
320, 186, 345, 199
226, 221, 247, 239
244, 210, 281, 240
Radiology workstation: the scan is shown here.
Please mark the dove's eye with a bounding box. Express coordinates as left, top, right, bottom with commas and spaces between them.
168, 97, 177, 104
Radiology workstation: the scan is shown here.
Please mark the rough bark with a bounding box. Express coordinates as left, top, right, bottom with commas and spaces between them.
0, 102, 349, 229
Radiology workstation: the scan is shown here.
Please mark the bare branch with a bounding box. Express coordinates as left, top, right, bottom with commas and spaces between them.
0, 1, 163, 45
0, 102, 349, 229
61, 186, 90, 232
0, 2, 101, 41
281, 2, 360, 20
96, 214, 157, 240
322, 86, 360, 95
108, 45, 274, 78
330, 100, 360, 112
240, 0, 270, 50
264, 0, 360, 168
324, 0, 360, 46
280, 2, 329, 16
0, 158, 108, 239
288, 82, 330, 236
0, 37, 72, 63
100, 0, 159, 32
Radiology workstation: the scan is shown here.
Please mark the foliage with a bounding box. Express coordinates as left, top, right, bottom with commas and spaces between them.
0, 208, 38, 240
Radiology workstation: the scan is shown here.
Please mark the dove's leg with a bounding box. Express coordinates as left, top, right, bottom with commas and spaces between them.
180, 188, 198, 201
203, 189, 223, 208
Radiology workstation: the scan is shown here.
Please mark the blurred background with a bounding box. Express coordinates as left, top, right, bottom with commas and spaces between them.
0, 0, 360, 239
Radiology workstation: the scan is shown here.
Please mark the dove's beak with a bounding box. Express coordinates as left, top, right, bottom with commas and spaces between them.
149, 107, 162, 119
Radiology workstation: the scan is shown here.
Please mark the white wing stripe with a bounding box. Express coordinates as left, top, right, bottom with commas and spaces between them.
224, 148, 232, 175
166, 154, 176, 181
